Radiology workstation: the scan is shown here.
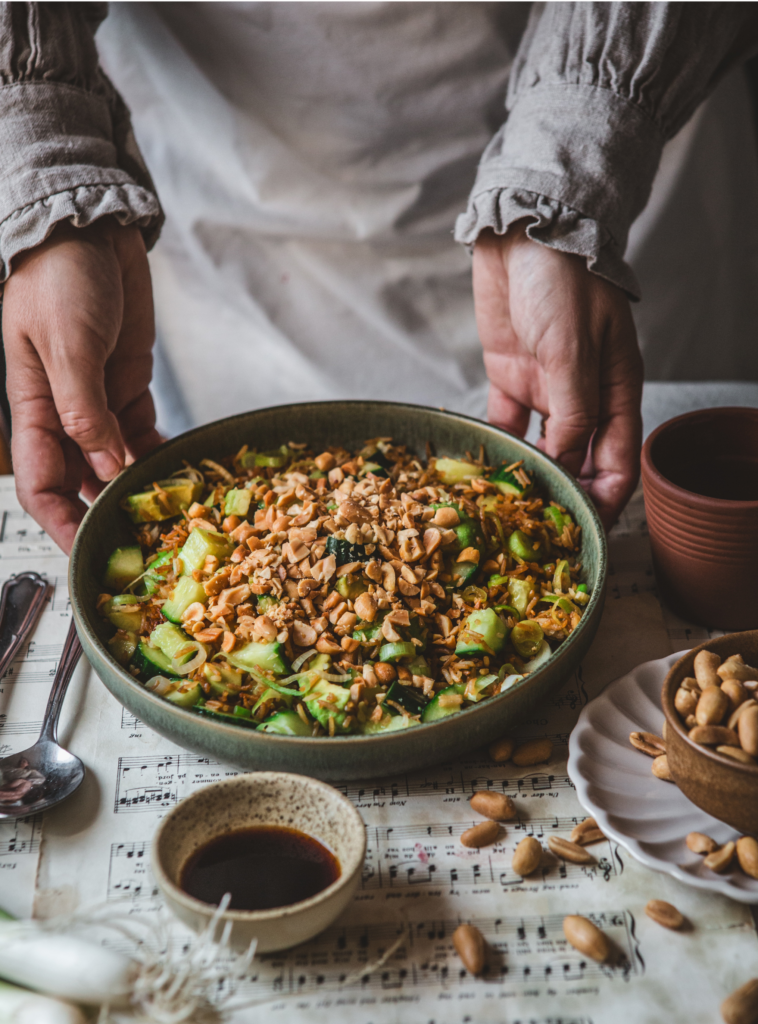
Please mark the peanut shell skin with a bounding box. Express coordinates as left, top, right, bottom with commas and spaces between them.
512, 836, 542, 877
721, 978, 758, 1024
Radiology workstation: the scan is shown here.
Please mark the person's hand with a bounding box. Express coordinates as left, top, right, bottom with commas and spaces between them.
2, 218, 161, 553
473, 222, 643, 529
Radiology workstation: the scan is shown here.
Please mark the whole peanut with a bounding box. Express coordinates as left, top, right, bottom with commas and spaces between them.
675, 687, 698, 718
738, 705, 758, 757
651, 754, 673, 781
461, 821, 500, 849
547, 835, 595, 864
562, 915, 610, 963
721, 678, 749, 714
696, 686, 730, 726
470, 791, 516, 821
686, 831, 718, 854
721, 978, 758, 1024
512, 737, 553, 766
729, 699, 758, 731
736, 837, 758, 880
694, 649, 721, 689
645, 899, 685, 930
452, 923, 487, 976
488, 736, 514, 763
689, 725, 740, 747
704, 841, 736, 873
512, 836, 542, 876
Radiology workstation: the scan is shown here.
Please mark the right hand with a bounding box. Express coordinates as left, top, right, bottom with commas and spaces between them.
2, 218, 161, 553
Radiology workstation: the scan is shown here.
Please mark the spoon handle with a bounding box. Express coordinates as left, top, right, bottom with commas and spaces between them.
39, 619, 83, 745
0, 572, 50, 680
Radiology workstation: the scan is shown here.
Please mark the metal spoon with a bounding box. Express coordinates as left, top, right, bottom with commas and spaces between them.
0, 617, 84, 818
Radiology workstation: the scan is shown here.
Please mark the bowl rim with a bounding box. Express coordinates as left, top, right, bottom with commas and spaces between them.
70, 399, 607, 750
150, 771, 367, 922
661, 630, 758, 775
641, 406, 758, 511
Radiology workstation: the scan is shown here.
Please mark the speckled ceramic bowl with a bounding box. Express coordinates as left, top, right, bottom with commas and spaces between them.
70, 400, 607, 780
151, 772, 366, 952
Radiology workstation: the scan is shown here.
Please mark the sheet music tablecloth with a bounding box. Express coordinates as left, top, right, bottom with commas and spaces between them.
0, 473, 754, 1024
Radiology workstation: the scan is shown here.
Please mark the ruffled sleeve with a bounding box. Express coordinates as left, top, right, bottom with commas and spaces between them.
454, 2, 756, 298
0, 2, 163, 281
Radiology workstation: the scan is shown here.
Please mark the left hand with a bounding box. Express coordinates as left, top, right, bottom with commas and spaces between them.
472, 222, 644, 529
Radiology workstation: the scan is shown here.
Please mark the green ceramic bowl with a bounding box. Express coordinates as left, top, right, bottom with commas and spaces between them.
70, 401, 606, 780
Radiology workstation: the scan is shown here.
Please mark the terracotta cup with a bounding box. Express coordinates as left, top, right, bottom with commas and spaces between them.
641, 407, 758, 631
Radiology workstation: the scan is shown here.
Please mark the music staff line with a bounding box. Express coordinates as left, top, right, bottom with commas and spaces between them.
113, 753, 575, 813
0, 815, 42, 858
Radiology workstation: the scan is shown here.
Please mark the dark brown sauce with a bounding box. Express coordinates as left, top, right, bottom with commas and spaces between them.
180, 826, 340, 911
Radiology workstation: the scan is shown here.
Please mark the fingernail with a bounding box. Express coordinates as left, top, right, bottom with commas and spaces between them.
89, 450, 121, 482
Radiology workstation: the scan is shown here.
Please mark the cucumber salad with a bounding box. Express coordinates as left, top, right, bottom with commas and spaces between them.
99, 440, 590, 738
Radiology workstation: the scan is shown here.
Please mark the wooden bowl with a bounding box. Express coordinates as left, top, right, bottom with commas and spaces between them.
662, 631, 758, 836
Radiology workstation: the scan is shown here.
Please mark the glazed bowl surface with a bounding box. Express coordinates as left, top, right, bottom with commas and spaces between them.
70, 400, 606, 780
662, 631, 758, 835
151, 772, 366, 952
641, 407, 758, 630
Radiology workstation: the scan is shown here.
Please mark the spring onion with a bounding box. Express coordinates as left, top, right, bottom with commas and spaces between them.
0, 981, 85, 1024
0, 923, 136, 1005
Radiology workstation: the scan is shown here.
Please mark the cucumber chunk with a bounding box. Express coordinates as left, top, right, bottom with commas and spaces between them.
162, 576, 208, 624
165, 682, 203, 708
508, 529, 543, 562
489, 463, 533, 497
140, 550, 173, 596
303, 680, 351, 732
455, 608, 508, 656
104, 546, 144, 591
434, 458, 481, 485
104, 595, 145, 632
421, 685, 465, 723
121, 479, 202, 524
178, 528, 234, 576
150, 621, 197, 661
360, 714, 419, 735
385, 680, 427, 715
203, 663, 244, 695
132, 641, 179, 681
224, 488, 252, 518
378, 641, 416, 662
227, 640, 290, 676
511, 620, 544, 659
337, 576, 368, 601
451, 560, 479, 588
257, 710, 311, 736
193, 703, 257, 728
108, 630, 138, 666
507, 577, 534, 618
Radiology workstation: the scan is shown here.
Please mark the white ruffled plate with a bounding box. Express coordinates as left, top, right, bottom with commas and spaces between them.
567, 651, 758, 903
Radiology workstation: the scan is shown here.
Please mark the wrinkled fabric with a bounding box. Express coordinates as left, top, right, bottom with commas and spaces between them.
455, 2, 754, 296
0, 2, 162, 279
0, 2, 757, 430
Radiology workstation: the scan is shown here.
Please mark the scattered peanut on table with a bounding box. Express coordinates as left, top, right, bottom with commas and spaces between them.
721, 978, 758, 1024
452, 923, 487, 976
469, 791, 516, 821
547, 835, 595, 864
562, 915, 610, 963
460, 820, 500, 849
512, 836, 542, 877
644, 899, 685, 930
